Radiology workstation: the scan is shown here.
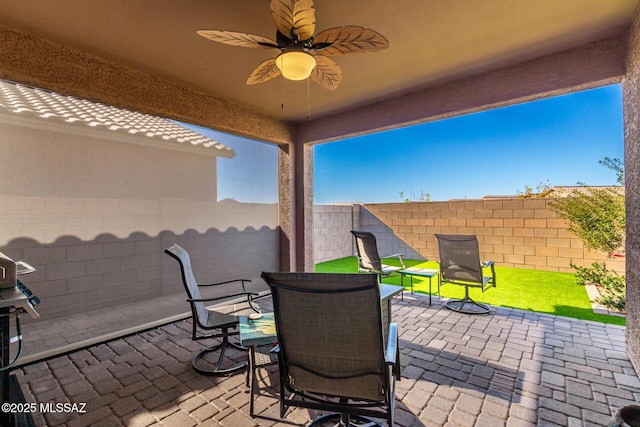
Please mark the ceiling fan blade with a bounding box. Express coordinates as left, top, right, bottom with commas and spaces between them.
247, 58, 282, 85
270, 0, 316, 41
313, 26, 389, 56
197, 30, 278, 49
310, 56, 342, 90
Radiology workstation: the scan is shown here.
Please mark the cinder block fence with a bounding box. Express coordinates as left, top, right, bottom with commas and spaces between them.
314, 199, 625, 274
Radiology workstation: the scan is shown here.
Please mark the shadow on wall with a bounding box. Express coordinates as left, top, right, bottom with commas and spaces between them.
359, 205, 424, 260
2, 225, 278, 324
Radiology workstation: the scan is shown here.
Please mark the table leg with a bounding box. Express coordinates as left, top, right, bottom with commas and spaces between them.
248, 346, 256, 416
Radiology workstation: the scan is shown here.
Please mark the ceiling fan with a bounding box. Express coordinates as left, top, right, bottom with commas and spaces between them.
196, 0, 389, 90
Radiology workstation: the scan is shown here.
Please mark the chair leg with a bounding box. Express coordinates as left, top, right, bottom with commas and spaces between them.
192, 328, 247, 376
445, 286, 491, 314
308, 412, 382, 427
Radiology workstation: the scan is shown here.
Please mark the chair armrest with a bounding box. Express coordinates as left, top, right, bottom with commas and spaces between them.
200, 278, 252, 292
187, 291, 258, 304
482, 261, 497, 287
382, 254, 406, 269
385, 322, 401, 380
385, 323, 397, 363
199, 279, 259, 303
382, 253, 403, 259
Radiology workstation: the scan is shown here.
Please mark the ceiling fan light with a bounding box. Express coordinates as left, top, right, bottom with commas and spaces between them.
275, 52, 316, 81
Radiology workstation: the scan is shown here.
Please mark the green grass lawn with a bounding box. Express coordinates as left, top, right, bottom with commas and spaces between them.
315, 256, 625, 326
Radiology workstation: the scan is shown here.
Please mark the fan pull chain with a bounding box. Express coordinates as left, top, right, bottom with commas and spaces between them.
307, 78, 310, 121
281, 75, 285, 110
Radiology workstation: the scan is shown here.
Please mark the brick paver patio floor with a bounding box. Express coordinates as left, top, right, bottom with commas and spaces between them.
13, 293, 640, 427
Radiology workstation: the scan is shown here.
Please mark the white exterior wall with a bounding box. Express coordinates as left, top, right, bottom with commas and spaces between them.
313, 204, 359, 264
0, 112, 278, 322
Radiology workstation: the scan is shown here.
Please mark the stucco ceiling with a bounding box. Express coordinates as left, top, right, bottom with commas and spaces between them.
0, 0, 636, 128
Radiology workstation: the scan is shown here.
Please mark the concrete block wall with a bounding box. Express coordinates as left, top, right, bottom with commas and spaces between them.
4, 216, 278, 320
313, 204, 357, 263
361, 199, 625, 274
359, 206, 425, 261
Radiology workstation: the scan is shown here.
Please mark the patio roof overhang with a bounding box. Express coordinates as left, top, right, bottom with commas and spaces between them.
0, 1, 635, 146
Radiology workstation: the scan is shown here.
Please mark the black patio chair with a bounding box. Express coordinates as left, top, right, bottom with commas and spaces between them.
261, 271, 400, 427
435, 234, 496, 314
164, 243, 261, 375
351, 230, 406, 283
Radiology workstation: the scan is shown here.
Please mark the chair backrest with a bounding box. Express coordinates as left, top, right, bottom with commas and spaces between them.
164, 244, 208, 323
351, 230, 382, 272
435, 234, 483, 284
261, 272, 387, 402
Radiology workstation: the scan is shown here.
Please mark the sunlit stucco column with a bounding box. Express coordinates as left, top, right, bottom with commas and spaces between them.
623, 4, 640, 373
278, 140, 314, 272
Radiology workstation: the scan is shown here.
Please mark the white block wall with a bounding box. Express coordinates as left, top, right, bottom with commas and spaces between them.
0, 113, 279, 322
313, 204, 358, 263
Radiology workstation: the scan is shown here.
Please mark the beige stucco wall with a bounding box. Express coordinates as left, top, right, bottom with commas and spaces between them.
362, 199, 624, 274
623, 6, 640, 375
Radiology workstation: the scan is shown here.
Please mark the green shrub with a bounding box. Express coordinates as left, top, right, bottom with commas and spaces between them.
549, 188, 625, 256
549, 157, 626, 313
572, 261, 625, 312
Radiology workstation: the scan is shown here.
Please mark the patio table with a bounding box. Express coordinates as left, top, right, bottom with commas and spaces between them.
239, 313, 278, 416
399, 267, 440, 305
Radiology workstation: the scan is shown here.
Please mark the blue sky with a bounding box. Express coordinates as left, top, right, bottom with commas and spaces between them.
180, 124, 279, 203
185, 84, 623, 205
315, 84, 624, 204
